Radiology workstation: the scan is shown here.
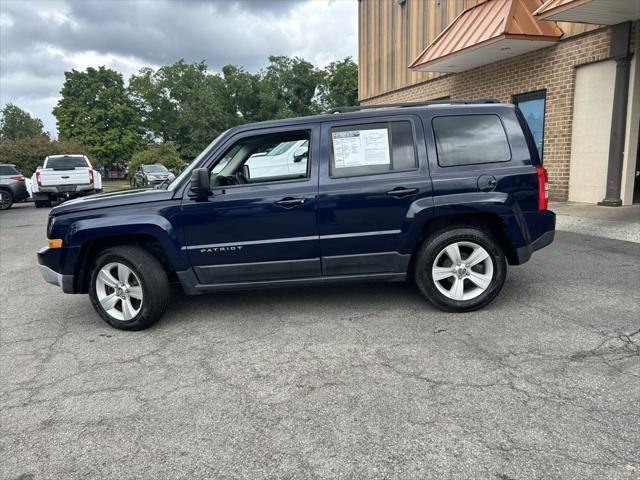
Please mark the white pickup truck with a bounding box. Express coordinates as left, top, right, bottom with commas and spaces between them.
31, 155, 102, 208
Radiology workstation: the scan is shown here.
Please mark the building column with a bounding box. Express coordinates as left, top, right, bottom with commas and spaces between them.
600, 22, 632, 207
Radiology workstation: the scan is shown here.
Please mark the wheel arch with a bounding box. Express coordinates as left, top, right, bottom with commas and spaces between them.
67, 215, 187, 294
406, 212, 519, 280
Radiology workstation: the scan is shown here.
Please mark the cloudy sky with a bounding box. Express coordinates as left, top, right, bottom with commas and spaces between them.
0, 0, 358, 137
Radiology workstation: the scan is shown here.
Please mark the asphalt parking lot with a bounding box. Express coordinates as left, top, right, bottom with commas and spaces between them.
1, 202, 639, 480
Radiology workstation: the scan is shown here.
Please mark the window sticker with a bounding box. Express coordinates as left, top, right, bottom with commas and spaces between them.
332, 129, 390, 168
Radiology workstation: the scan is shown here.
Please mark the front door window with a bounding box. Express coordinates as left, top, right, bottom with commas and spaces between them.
513, 91, 546, 163
210, 131, 310, 186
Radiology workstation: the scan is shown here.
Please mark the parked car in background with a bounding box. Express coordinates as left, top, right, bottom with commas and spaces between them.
0, 163, 29, 210
31, 155, 102, 208
132, 164, 175, 188
244, 139, 308, 179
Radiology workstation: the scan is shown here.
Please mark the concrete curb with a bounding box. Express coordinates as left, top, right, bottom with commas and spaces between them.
555, 214, 640, 243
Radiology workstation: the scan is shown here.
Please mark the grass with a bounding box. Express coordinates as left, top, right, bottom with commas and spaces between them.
102, 180, 131, 193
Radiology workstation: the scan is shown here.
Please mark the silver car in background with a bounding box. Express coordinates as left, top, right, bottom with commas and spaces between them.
0, 163, 29, 210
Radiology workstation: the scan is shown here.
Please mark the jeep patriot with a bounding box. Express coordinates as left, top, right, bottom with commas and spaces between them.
38, 100, 555, 330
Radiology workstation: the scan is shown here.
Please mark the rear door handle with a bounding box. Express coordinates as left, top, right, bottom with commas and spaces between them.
275, 197, 306, 208
386, 187, 418, 198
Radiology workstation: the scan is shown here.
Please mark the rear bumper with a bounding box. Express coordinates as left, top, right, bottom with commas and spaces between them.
532, 229, 555, 252
4, 182, 29, 202
36, 185, 96, 196
37, 246, 75, 293
513, 210, 555, 264
14, 183, 29, 201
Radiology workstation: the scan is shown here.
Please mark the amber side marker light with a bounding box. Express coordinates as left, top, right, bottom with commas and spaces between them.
48, 239, 63, 249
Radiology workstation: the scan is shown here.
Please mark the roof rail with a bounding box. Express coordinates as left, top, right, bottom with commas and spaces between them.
324, 99, 501, 114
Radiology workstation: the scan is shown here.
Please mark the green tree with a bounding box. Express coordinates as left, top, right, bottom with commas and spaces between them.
318, 57, 358, 111
259, 55, 323, 119
129, 60, 234, 159
0, 103, 48, 140
53, 66, 145, 166
127, 56, 355, 160
0, 136, 93, 176
221, 65, 264, 123
127, 142, 186, 177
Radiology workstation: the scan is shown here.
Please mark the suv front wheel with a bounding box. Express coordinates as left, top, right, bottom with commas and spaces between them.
414, 227, 507, 312
89, 246, 169, 330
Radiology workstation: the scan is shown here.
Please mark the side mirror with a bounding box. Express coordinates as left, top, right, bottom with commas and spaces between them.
293, 147, 308, 163
189, 168, 211, 198
242, 164, 250, 180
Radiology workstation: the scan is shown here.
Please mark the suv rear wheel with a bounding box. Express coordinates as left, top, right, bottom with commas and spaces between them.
0, 190, 13, 210
414, 227, 507, 312
89, 246, 169, 330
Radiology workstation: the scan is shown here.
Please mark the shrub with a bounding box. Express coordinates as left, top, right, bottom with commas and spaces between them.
128, 142, 186, 177
0, 136, 94, 176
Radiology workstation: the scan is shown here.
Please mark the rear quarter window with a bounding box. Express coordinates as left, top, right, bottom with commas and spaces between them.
0, 165, 20, 175
432, 114, 511, 167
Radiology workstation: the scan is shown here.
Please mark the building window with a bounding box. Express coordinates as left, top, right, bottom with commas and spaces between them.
432, 115, 511, 167
513, 90, 546, 163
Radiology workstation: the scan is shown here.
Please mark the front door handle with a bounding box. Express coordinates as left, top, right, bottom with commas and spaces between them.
386, 187, 418, 198
275, 197, 306, 208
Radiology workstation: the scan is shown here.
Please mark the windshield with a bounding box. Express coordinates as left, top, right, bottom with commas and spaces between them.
46, 156, 88, 169
143, 165, 168, 173
167, 131, 229, 191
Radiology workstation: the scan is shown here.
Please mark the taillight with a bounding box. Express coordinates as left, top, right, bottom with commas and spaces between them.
10, 175, 24, 182
36, 171, 42, 187
537, 166, 549, 210
89, 169, 94, 184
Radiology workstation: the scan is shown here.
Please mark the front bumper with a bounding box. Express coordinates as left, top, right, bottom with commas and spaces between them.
37, 246, 75, 293
147, 178, 171, 186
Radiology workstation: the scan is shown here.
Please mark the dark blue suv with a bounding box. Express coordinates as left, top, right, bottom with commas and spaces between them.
38, 100, 555, 330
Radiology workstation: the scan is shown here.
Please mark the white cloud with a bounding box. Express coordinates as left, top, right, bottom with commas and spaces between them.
0, 0, 358, 137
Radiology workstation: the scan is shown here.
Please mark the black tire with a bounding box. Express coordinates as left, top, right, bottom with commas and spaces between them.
0, 190, 13, 210
414, 227, 507, 312
34, 200, 44, 208
42, 199, 52, 208
89, 246, 169, 330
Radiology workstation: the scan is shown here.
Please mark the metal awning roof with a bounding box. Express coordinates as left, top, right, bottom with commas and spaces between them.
410, 0, 563, 73
534, 0, 640, 25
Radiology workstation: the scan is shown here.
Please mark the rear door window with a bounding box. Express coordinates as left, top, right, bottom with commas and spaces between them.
329, 121, 417, 178
432, 115, 511, 167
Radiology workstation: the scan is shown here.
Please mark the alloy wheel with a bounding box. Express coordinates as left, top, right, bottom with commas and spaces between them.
431, 241, 494, 301
0, 191, 11, 210
95, 262, 143, 321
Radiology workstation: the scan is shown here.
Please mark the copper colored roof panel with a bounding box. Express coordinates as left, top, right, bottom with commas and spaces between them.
534, 0, 592, 17
410, 0, 563, 71
534, 0, 640, 24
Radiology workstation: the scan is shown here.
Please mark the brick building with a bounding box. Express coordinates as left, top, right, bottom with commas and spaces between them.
358, 0, 640, 205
